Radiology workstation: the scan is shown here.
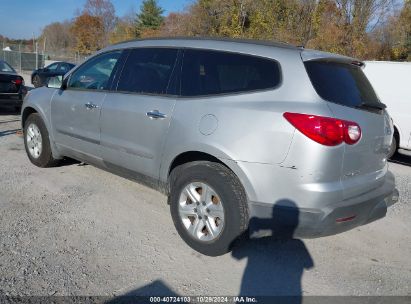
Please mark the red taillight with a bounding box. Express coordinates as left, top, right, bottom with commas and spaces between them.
283, 112, 361, 146
12, 78, 23, 85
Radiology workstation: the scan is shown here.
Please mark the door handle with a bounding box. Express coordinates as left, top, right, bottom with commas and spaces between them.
84, 102, 99, 109
146, 110, 166, 119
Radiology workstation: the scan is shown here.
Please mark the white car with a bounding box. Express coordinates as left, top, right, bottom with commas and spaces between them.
364, 61, 411, 158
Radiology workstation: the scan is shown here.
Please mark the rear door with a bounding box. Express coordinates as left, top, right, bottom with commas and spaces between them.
100, 47, 179, 181
51, 50, 123, 160
304, 59, 392, 199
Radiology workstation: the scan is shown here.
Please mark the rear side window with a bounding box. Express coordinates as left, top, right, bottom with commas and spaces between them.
304, 61, 382, 109
181, 49, 281, 96
116, 48, 178, 95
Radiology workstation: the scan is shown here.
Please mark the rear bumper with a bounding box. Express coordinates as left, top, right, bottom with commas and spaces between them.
0, 93, 24, 107
248, 171, 398, 238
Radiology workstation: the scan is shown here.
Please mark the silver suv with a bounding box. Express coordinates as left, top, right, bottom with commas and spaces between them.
22, 38, 399, 256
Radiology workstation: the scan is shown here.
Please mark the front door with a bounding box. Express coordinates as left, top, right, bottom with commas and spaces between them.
51, 50, 123, 160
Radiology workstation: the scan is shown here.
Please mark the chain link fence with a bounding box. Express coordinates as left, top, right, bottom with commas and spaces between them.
0, 49, 45, 72
1, 42, 85, 73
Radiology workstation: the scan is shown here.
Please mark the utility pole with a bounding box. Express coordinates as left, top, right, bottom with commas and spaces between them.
19, 43, 22, 72
35, 41, 38, 70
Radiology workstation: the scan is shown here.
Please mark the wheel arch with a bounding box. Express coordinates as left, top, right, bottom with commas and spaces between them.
21, 105, 62, 160
21, 106, 38, 129
393, 122, 407, 149
164, 150, 256, 202
393, 124, 400, 147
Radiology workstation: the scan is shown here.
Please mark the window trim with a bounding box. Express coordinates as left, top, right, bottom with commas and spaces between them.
177, 47, 283, 98
63, 46, 283, 98
65, 50, 124, 93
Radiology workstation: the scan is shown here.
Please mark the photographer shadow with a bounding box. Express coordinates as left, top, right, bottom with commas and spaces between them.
232, 200, 314, 302
106, 280, 178, 304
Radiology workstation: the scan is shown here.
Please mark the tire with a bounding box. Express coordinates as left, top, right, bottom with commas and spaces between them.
387, 135, 398, 159
23, 113, 59, 168
32, 75, 41, 88
169, 161, 248, 256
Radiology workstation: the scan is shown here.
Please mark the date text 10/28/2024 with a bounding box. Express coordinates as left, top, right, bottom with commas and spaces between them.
149, 296, 258, 303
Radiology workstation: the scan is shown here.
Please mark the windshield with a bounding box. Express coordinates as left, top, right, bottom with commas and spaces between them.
0, 61, 15, 73
304, 60, 384, 109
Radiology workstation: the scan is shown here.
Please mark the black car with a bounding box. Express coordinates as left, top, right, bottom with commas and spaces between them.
31, 61, 75, 88
0, 60, 26, 110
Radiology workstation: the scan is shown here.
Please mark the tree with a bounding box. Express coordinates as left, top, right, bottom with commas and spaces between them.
390, 0, 411, 60
135, 0, 165, 36
161, 12, 191, 36
39, 21, 75, 56
109, 19, 137, 43
71, 13, 105, 55
83, 0, 116, 44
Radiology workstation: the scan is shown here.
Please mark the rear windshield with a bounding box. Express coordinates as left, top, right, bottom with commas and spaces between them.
0, 61, 15, 73
304, 61, 383, 109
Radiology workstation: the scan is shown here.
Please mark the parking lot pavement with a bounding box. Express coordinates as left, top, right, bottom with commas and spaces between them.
0, 111, 410, 297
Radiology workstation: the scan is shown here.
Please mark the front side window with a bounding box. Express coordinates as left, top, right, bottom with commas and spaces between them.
68, 51, 122, 90
181, 49, 281, 96
116, 48, 178, 95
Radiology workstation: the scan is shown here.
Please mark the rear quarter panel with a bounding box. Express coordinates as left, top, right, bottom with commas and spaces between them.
159, 48, 333, 202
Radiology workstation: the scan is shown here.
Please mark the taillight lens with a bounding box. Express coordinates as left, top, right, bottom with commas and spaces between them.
12, 78, 23, 85
344, 124, 361, 144
283, 112, 361, 146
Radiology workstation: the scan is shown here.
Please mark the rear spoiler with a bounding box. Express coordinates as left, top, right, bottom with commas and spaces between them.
300, 50, 365, 68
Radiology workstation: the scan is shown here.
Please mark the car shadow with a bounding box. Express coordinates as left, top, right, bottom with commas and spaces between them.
389, 152, 411, 167
59, 157, 83, 167
231, 200, 313, 302
0, 129, 20, 138
0, 119, 20, 124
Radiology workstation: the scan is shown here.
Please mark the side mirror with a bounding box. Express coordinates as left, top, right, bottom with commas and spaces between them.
61, 77, 68, 90
46, 75, 63, 89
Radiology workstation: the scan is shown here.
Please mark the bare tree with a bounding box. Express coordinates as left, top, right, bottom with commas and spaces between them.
83, 0, 116, 44
40, 21, 75, 56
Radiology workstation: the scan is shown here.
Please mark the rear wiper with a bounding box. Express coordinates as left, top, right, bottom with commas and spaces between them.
357, 102, 386, 110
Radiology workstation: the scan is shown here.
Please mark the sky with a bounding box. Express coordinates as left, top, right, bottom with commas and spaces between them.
0, 0, 193, 39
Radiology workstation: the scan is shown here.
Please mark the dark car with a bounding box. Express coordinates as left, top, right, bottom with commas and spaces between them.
0, 60, 26, 110
31, 61, 75, 88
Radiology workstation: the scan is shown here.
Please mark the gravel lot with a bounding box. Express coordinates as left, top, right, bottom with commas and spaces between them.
0, 109, 410, 297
